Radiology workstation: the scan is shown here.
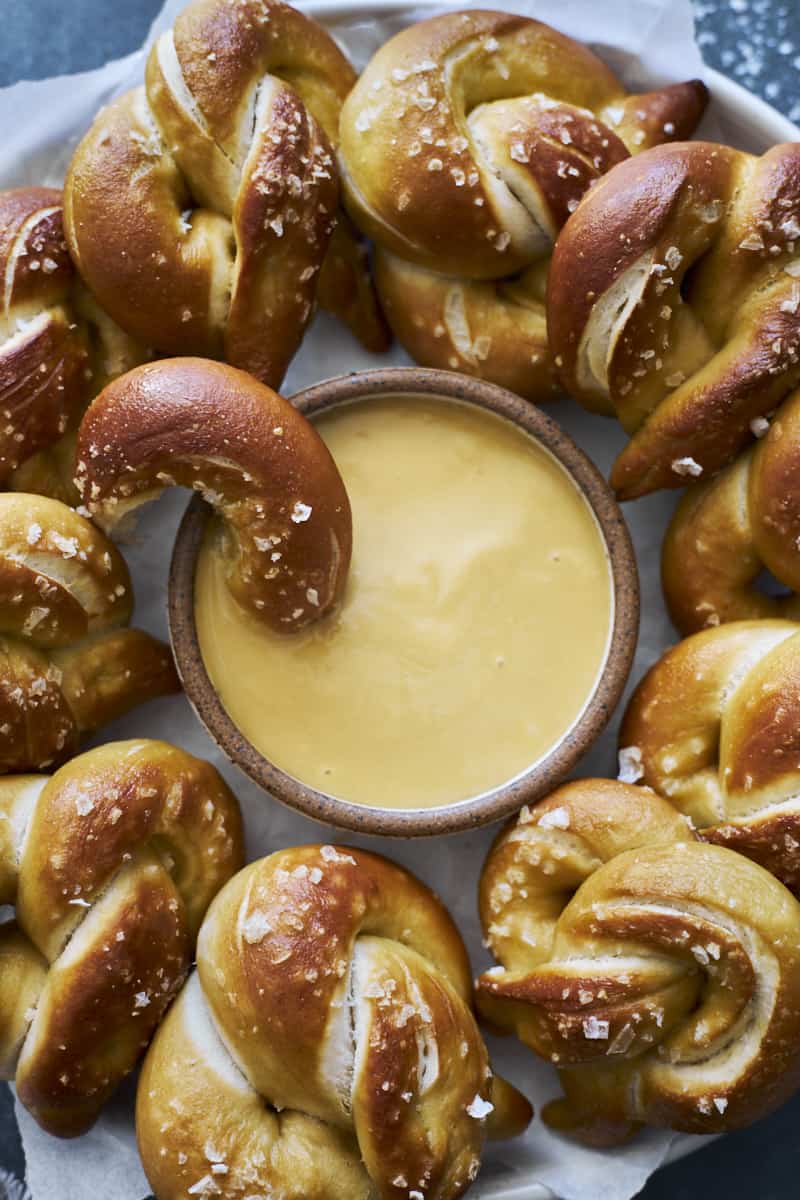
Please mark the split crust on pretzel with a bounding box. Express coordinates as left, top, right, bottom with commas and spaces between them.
340, 10, 706, 400
137, 844, 531, 1200
64, 0, 388, 390
0, 739, 243, 1137
548, 140, 800, 498
0, 187, 143, 500
0, 492, 179, 771
662, 387, 800, 633
478, 780, 800, 1144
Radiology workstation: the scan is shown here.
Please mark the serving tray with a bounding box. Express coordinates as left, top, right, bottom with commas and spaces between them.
1, 2, 798, 1198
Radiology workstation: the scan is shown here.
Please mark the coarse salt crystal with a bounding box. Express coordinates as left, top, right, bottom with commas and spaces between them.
466, 1094, 495, 1119
617, 745, 644, 783
187, 1177, 220, 1197
583, 1016, 610, 1040
671, 456, 703, 477
241, 911, 272, 944
320, 845, 356, 865
51, 533, 79, 558
538, 806, 570, 830
291, 501, 312, 523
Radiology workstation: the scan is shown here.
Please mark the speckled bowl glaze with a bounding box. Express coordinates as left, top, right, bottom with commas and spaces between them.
169, 367, 639, 836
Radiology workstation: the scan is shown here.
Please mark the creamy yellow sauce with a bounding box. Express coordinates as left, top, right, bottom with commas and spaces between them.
195, 396, 612, 810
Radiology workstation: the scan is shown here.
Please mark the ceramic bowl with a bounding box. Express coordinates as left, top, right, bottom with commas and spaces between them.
169, 367, 639, 836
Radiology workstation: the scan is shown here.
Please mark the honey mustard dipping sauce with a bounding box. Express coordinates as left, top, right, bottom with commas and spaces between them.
195, 395, 613, 810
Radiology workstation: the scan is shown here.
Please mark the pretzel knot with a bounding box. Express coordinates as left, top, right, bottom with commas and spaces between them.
75, 358, 351, 633
620, 619, 800, 894
549, 141, 800, 499
64, 0, 386, 390
137, 845, 532, 1200
0, 188, 142, 498
0, 739, 243, 1137
339, 10, 706, 402
477, 781, 800, 1145
662, 387, 800, 633
0, 493, 178, 772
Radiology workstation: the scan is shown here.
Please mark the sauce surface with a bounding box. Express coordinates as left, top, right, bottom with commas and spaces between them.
195, 395, 612, 810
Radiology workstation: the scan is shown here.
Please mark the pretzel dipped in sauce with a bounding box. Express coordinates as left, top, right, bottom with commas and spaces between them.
75, 357, 351, 633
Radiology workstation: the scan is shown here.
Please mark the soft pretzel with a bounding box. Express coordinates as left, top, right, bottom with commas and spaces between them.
339, 10, 706, 401
619, 619, 800, 891
137, 844, 532, 1199
0, 738, 243, 1136
0, 492, 179, 771
548, 140, 800, 498
64, 0, 387, 389
477, 780, 800, 1144
662, 387, 800, 633
75, 357, 351, 633
0, 188, 142, 500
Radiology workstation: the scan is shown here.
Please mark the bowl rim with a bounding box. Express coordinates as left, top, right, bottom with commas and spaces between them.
168, 366, 640, 837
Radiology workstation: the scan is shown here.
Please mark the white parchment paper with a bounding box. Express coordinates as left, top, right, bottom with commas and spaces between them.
1, 1, 794, 1197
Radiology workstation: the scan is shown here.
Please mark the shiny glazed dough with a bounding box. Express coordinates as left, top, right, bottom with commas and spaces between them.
195, 396, 612, 809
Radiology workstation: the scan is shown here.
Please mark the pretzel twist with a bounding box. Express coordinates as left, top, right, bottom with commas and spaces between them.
0, 188, 142, 499
0, 738, 243, 1137
137, 845, 532, 1200
64, 0, 387, 389
477, 780, 800, 1144
619, 618, 800, 893
548, 141, 800, 498
75, 357, 351, 633
662, 387, 800, 632
339, 10, 706, 401
0, 493, 178, 771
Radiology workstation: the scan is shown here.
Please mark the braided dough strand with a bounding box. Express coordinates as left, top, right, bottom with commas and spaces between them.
64, 0, 387, 385
0, 739, 243, 1137
0, 493, 178, 772
548, 141, 800, 497
620, 620, 800, 890
478, 781, 800, 1144
340, 10, 707, 400
0, 189, 143, 498
662, 387, 800, 632
137, 846, 532, 1199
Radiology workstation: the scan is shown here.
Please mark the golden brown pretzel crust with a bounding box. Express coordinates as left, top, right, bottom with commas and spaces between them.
137, 845, 532, 1199
477, 780, 800, 1144
75, 357, 351, 632
619, 619, 800, 890
548, 140, 800, 498
0, 493, 178, 771
0, 739, 243, 1137
0, 188, 142, 498
64, 0, 387, 385
662, 387, 800, 633
340, 10, 706, 400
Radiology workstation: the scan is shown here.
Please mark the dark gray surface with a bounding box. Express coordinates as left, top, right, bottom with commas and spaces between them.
0, 2, 798, 1198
